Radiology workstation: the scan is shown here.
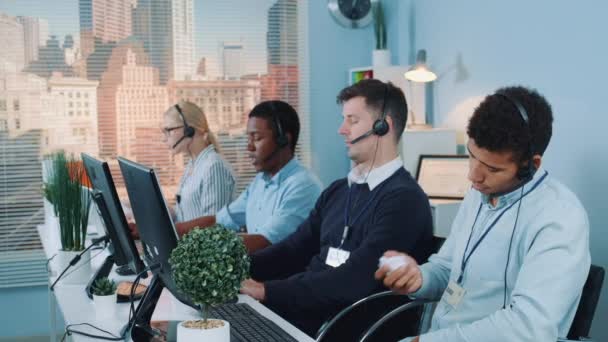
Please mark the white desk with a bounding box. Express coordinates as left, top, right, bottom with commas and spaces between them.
38, 225, 314, 342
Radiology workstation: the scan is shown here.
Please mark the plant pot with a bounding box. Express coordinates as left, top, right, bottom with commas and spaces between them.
53, 249, 92, 284
177, 319, 230, 342
372, 49, 391, 67
93, 293, 117, 318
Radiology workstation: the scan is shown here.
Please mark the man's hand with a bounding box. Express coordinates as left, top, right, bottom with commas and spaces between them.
127, 222, 140, 240
239, 233, 271, 254
240, 278, 266, 301
374, 250, 422, 295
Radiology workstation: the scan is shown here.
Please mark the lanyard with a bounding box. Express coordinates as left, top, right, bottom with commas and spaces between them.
339, 181, 386, 248
458, 171, 548, 284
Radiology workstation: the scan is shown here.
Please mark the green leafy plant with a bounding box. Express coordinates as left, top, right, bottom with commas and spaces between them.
92, 277, 117, 296
373, 0, 387, 50
170, 225, 250, 323
43, 151, 92, 251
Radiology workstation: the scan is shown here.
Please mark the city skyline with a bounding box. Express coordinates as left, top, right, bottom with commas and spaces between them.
0, 0, 303, 196
0, 0, 278, 78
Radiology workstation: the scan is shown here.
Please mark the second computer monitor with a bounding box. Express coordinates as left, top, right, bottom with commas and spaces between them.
82, 153, 146, 275
117, 156, 196, 309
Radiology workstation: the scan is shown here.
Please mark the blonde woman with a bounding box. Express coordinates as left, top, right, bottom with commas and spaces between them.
161, 100, 236, 223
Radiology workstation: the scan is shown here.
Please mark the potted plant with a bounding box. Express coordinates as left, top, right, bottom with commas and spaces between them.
169, 225, 250, 342
92, 277, 117, 318
43, 151, 93, 282
372, 0, 390, 66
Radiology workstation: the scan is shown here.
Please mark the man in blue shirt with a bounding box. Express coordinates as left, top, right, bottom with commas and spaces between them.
166, 100, 322, 252
240, 79, 434, 336
376, 86, 591, 342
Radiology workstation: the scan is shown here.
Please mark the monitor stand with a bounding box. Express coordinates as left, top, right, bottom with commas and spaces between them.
130, 274, 165, 341
85, 253, 115, 299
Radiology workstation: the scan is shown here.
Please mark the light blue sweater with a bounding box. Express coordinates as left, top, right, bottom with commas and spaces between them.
410, 168, 590, 342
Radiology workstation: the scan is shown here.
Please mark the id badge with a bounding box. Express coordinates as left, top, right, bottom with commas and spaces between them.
443, 280, 466, 309
325, 247, 350, 267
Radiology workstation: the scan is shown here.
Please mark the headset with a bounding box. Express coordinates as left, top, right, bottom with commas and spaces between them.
349, 84, 390, 144
494, 91, 536, 181
172, 104, 195, 149
273, 112, 289, 149
260, 103, 290, 163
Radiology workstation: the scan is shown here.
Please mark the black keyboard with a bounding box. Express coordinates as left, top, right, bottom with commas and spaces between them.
210, 303, 298, 342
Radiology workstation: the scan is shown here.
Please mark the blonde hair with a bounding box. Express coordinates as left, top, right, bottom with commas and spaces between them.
166, 100, 221, 152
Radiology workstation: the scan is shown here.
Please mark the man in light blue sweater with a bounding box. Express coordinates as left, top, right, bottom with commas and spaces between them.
375, 86, 591, 342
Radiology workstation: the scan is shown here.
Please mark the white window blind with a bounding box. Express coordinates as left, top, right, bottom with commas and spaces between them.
0, 0, 310, 288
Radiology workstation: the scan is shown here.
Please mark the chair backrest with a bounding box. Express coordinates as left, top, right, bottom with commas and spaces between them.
567, 264, 605, 340
360, 300, 431, 342
315, 291, 411, 342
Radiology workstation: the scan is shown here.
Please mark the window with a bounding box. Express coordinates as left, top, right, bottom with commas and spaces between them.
0, 0, 309, 289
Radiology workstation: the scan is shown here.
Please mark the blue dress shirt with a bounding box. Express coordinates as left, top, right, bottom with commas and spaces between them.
407, 168, 591, 342
215, 158, 322, 244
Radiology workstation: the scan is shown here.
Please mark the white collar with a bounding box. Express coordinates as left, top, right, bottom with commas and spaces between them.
347, 157, 403, 190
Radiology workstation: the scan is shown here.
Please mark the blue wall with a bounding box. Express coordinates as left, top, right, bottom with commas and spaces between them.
0, 286, 64, 338
308, 1, 380, 186
386, 0, 607, 339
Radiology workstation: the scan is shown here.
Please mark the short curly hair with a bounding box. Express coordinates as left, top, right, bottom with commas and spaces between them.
467, 86, 553, 163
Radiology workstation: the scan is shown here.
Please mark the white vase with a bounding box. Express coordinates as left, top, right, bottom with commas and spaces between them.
372, 49, 391, 67
93, 293, 117, 318
54, 249, 92, 284
177, 320, 230, 342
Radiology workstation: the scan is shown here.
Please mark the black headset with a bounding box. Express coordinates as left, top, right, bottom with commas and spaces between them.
273, 113, 289, 149
494, 91, 535, 181
172, 104, 195, 149
349, 84, 390, 144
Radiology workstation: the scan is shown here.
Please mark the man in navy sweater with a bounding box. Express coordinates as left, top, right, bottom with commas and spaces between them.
240, 79, 434, 336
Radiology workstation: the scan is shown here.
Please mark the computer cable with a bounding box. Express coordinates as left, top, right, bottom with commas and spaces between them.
61, 323, 124, 341
60, 263, 160, 341
62, 245, 106, 279
50, 235, 110, 291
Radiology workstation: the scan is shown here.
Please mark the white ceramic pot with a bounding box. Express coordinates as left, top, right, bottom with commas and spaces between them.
177, 319, 230, 342
372, 49, 391, 67
93, 293, 117, 318
54, 249, 91, 284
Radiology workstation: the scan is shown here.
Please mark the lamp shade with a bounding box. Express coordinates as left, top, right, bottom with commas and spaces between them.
404, 49, 437, 83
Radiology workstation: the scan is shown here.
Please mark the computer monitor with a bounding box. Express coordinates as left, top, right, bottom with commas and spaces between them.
117, 157, 198, 339
82, 154, 147, 298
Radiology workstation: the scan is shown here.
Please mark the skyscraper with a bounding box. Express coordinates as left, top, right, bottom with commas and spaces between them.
25, 36, 73, 78
78, 0, 135, 58
263, 0, 298, 103
133, 0, 195, 84
0, 13, 25, 72
220, 42, 244, 80
17, 16, 49, 65
267, 0, 297, 66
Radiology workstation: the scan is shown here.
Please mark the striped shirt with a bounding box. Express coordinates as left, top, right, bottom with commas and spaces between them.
175, 145, 236, 222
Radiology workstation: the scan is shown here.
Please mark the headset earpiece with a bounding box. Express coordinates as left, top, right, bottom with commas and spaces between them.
273, 114, 289, 149
372, 118, 389, 136
495, 91, 536, 181
373, 84, 390, 137
183, 125, 195, 138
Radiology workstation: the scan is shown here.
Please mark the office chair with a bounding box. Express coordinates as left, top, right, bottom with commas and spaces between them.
359, 299, 433, 342
567, 264, 605, 340
315, 290, 412, 342
315, 236, 446, 342
360, 264, 605, 342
